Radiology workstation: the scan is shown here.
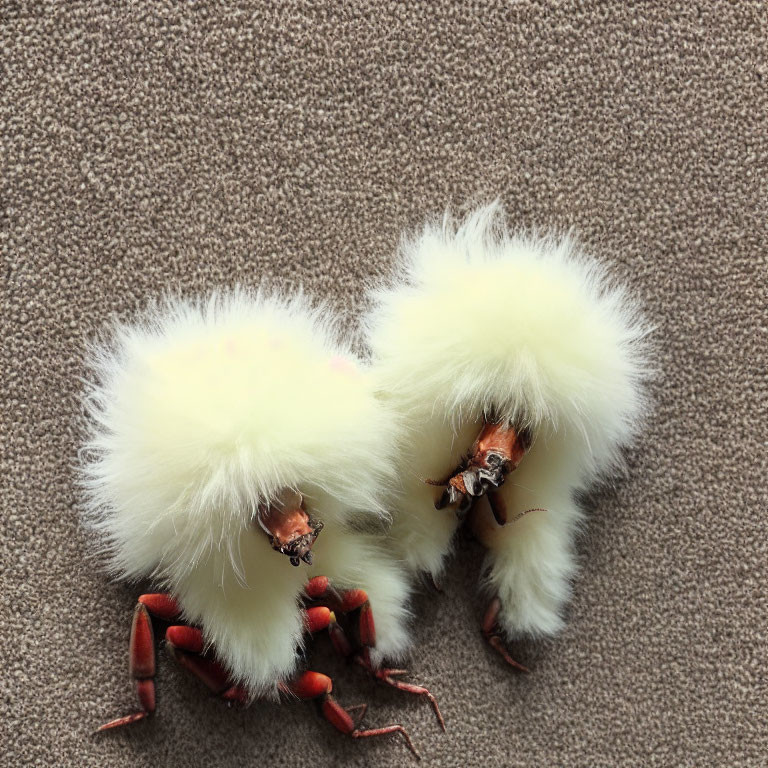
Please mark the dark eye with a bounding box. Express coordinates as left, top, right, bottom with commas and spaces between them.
485, 453, 502, 468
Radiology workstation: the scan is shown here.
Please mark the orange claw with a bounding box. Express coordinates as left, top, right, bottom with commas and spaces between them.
358, 601, 376, 648
340, 588, 368, 613
96, 711, 150, 732
356, 649, 445, 732
305, 578, 442, 733
128, 604, 155, 679
286, 669, 333, 699
99, 593, 249, 734
166, 627, 251, 704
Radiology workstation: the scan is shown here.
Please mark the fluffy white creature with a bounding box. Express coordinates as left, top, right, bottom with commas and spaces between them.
80, 291, 411, 696
365, 203, 650, 640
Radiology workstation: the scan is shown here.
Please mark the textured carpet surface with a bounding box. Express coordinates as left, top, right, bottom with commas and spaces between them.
2, 2, 766, 766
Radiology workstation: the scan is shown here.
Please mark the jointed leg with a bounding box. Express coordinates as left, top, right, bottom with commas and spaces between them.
304, 576, 444, 730
482, 597, 528, 672
165, 624, 248, 704
284, 670, 420, 759
356, 649, 445, 731
96, 593, 181, 731
165, 604, 336, 705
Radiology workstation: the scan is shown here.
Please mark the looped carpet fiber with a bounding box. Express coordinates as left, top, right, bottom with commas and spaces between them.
2, 2, 766, 766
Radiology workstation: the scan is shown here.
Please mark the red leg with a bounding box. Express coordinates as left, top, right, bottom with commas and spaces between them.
304, 577, 444, 730
305, 606, 333, 634
285, 671, 420, 759
139, 593, 182, 621
96, 592, 181, 732
356, 649, 445, 732
165, 625, 249, 705
482, 597, 529, 672
304, 581, 376, 649
164, 604, 334, 708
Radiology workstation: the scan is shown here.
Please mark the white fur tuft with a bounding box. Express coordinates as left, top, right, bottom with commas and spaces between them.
366, 203, 651, 638
80, 290, 410, 693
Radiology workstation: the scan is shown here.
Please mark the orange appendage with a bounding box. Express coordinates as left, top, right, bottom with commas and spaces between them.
321, 696, 355, 734
136, 679, 155, 713
482, 597, 528, 673
358, 602, 376, 648
173, 650, 232, 695
305, 606, 332, 633
96, 712, 149, 731
340, 589, 368, 613
305, 575, 330, 599
138, 593, 181, 621
166, 625, 204, 654
329, 618, 354, 658
287, 670, 333, 700
481, 597, 502, 635
129, 604, 155, 680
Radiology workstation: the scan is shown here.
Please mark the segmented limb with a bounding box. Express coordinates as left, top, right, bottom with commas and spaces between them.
96, 593, 181, 731
166, 605, 336, 705
355, 649, 445, 731
304, 576, 445, 731
98, 590, 342, 732
283, 671, 420, 759
482, 597, 528, 672
165, 625, 249, 704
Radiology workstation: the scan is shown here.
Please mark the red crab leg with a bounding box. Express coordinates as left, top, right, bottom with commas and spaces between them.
304, 577, 444, 730
165, 625, 249, 704
97, 594, 182, 730
305, 605, 333, 634
97, 595, 172, 731
165, 605, 334, 706
355, 649, 445, 732
284, 671, 420, 759
304, 580, 375, 647
482, 597, 528, 672
139, 593, 182, 621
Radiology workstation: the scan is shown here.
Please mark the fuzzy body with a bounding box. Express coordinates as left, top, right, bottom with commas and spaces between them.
80, 292, 409, 695
365, 204, 650, 638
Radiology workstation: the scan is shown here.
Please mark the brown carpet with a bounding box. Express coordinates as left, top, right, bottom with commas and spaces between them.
2, 2, 766, 766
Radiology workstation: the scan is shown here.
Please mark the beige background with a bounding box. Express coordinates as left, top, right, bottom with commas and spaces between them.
2, 2, 766, 766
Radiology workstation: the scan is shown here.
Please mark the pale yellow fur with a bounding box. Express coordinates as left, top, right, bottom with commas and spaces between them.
80, 291, 411, 694
365, 203, 650, 638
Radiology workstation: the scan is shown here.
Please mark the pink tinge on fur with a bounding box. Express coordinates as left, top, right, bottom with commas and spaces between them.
329, 355, 357, 376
